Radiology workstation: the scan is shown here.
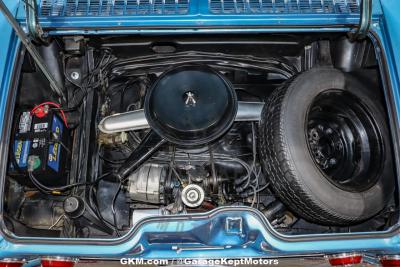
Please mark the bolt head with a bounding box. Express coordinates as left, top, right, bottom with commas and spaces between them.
329, 158, 337, 165
70, 71, 80, 80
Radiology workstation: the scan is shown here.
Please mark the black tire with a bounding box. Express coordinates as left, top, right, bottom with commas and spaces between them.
259, 67, 394, 225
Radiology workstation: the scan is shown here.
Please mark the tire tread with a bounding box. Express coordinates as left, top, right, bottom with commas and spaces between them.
259, 77, 362, 225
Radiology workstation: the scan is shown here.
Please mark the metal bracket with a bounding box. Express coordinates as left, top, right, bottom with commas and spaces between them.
0, 0, 66, 102
225, 217, 243, 236
348, 0, 372, 41
24, 0, 49, 44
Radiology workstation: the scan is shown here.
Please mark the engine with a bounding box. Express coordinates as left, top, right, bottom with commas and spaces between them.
98, 64, 265, 213
124, 125, 260, 212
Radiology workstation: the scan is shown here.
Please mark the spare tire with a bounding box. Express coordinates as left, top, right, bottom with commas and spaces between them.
259, 67, 394, 225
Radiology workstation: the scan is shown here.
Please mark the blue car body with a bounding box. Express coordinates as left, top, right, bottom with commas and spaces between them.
0, 0, 399, 261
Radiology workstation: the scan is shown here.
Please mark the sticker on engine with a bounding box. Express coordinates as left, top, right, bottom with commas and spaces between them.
34, 122, 48, 133
18, 112, 32, 134
13, 140, 31, 168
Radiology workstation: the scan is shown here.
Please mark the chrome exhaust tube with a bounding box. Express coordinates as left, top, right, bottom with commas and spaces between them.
98, 109, 149, 134
235, 101, 264, 121
98, 101, 265, 134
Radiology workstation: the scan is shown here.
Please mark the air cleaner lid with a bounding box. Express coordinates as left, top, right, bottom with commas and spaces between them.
145, 65, 237, 146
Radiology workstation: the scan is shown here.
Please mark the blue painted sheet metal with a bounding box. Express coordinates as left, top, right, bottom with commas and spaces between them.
37, 0, 359, 17
14, 0, 384, 34
0, 5, 19, 149
1, 0, 400, 261
39, 0, 190, 17
379, 0, 400, 127
209, 0, 360, 14
0, 209, 399, 259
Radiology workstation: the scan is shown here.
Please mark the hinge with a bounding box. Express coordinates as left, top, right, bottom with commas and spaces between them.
0, 0, 66, 103
24, 0, 49, 44
348, 0, 373, 41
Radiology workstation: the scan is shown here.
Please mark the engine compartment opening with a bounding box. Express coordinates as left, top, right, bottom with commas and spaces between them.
2, 33, 398, 240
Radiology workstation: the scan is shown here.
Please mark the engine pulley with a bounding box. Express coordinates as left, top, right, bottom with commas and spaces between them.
181, 184, 205, 208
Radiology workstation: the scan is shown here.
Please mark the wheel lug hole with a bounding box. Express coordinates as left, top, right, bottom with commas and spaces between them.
329, 158, 337, 165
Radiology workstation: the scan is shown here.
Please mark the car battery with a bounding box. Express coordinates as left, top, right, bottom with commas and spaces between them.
8, 108, 71, 187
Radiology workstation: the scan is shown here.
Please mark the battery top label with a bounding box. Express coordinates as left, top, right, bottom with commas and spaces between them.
34, 122, 49, 133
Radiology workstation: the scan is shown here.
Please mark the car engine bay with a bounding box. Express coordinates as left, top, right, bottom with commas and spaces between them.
2, 33, 398, 239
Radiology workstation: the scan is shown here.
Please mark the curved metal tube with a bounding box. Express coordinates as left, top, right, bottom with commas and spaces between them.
235, 101, 265, 121
0, 0, 65, 102
98, 109, 149, 134
98, 101, 265, 134
349, 0, 372, 41
25, 0, 49, 44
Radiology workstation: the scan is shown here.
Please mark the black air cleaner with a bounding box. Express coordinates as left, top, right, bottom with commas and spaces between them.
145, 65, 237, 146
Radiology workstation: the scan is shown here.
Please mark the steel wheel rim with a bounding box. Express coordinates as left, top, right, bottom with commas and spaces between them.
306, 90, 384, 192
